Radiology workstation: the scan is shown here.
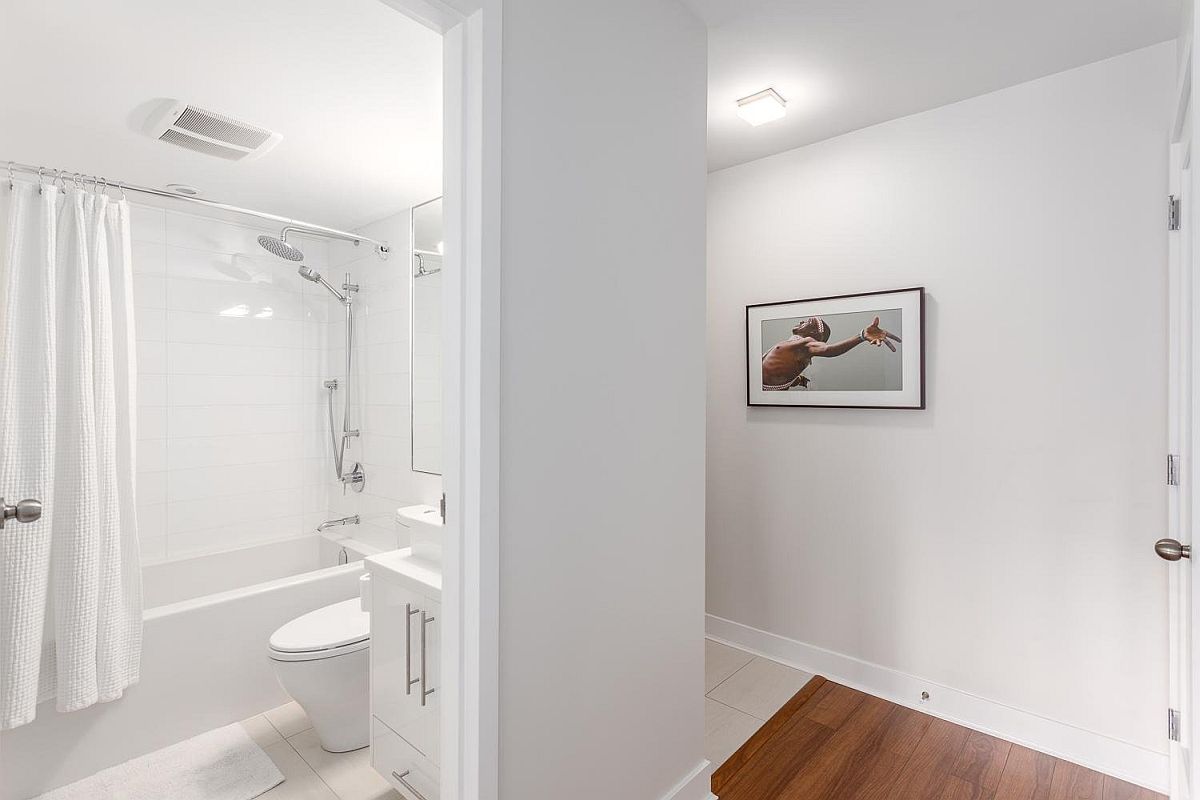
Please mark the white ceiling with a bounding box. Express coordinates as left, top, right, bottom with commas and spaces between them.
689, 0, 1181, 172
2, 0, 1181, 210
0, 0, 442, 230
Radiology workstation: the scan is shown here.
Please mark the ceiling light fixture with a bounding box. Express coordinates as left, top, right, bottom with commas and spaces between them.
736, 88, 787, 127
166, 183, 202, 196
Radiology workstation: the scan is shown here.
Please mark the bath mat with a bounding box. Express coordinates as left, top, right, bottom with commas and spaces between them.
32, 724, 285, 800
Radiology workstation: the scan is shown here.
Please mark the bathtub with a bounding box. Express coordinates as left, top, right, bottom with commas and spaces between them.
0, 534, 383, 800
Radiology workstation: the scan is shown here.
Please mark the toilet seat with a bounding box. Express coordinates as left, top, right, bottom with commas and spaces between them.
269, 638, 368, 662
268, 598, 370, 663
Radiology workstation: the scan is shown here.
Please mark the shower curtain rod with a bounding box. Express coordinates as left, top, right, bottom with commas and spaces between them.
3, 160, 387, 251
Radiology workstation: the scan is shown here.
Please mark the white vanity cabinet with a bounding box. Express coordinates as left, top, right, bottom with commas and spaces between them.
364, 550, 442, 800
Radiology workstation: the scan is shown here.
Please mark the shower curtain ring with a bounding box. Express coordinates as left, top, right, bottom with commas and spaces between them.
37, 167, 46, 195
98, 177, 108, 197
6, 162, 12, 191
118, 182, 127, 201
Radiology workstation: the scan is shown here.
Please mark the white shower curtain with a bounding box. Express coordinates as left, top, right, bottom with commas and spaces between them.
0, 183, 142, 730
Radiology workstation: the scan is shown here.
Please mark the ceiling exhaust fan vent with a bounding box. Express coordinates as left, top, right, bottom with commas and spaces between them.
159, 129, 246, 161
147, 100, 282, 161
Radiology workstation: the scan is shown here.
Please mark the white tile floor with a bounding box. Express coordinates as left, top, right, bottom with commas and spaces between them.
235, 639, 799, 799
240, 702, 401, 800
703, 639, 814, 768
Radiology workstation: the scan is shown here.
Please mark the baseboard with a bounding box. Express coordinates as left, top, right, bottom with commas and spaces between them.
659, 758, 716, 800
706, 614, 1168, 795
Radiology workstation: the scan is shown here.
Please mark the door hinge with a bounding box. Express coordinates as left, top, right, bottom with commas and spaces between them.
1169, 454, 1182, 486
1170, 708, 1182, 742
1170, 195, 1182, 231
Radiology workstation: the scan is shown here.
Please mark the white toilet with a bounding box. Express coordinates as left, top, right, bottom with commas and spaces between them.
268, 598, 370, 752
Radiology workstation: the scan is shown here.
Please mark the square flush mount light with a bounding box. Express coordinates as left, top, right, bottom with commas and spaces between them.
736, 88, 787, 126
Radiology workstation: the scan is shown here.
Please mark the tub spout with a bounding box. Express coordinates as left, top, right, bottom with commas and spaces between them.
317, 515, 360, 532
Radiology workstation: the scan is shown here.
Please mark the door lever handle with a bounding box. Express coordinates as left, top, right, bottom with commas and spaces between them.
0, 498, 42, 529
1156, 538, 1191, 561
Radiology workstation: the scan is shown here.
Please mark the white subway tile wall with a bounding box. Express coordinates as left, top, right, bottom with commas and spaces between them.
324, 210, 442, 549
131, 203, 441, 564
132, 203, 335, 562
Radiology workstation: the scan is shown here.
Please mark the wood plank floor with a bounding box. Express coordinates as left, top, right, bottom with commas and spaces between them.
711, 676, 1163, 800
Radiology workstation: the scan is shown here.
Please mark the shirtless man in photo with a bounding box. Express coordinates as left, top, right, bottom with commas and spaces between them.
761, 316, 901, 391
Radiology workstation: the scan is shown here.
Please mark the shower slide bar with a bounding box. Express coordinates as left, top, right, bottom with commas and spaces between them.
3, 159, 389, 257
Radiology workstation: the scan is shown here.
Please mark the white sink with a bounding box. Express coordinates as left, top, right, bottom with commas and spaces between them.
395, 504, 443, 564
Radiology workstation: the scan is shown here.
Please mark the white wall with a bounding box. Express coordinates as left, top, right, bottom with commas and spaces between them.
494, 1, 708, 798
707, 39, 1174, 767
129, 205, 333, 563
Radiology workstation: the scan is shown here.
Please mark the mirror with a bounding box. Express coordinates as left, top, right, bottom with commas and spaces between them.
411, 197, 443, 475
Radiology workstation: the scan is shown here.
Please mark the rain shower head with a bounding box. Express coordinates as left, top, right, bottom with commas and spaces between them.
257, 233, 305, 262
258, 225, 390, 263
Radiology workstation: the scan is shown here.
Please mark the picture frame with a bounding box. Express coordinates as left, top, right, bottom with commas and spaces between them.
746, 287, 925, 409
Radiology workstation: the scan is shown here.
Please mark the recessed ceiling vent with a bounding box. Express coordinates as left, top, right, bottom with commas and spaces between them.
146, 100, 282, 161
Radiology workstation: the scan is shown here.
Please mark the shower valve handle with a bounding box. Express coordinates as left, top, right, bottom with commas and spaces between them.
0, 497, 42, 529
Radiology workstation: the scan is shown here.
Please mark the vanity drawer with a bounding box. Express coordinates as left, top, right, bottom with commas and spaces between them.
372, 716, 440, 800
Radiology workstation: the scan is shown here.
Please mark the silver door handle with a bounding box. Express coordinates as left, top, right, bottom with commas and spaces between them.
391, 770, 429, 800
0, 498, 41, 529
421, 611, 435, 707
1156, 538, 1192, 561
406, 604, 420, 695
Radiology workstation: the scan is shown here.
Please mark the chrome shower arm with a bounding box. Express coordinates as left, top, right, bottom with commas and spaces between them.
279, 225, 390, 260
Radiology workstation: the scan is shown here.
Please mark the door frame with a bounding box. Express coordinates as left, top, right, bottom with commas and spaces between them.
375, 2, 500, 799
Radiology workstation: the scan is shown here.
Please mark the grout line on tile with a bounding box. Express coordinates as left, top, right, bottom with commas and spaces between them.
263, 715, 286, 739
706, 652, 758, 698
283, 733, 344, 799
706, 695, 769, 723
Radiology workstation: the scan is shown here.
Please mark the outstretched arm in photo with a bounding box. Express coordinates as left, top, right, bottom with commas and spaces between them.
807, 316, 901, 358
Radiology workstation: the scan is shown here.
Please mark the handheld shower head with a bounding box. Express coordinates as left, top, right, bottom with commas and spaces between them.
296, 265, 349, 303
257, 234, 305, 262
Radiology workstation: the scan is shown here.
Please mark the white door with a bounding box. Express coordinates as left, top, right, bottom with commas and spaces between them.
1167, 36, 1196, 800
1167, 155, 1193, 800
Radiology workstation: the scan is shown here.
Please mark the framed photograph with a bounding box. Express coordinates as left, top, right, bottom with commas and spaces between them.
746, 287, 925, 409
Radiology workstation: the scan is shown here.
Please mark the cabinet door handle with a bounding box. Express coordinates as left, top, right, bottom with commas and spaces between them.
392, 770, 429, 800
405, 603, 420, 695
421, 611, 436, 707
